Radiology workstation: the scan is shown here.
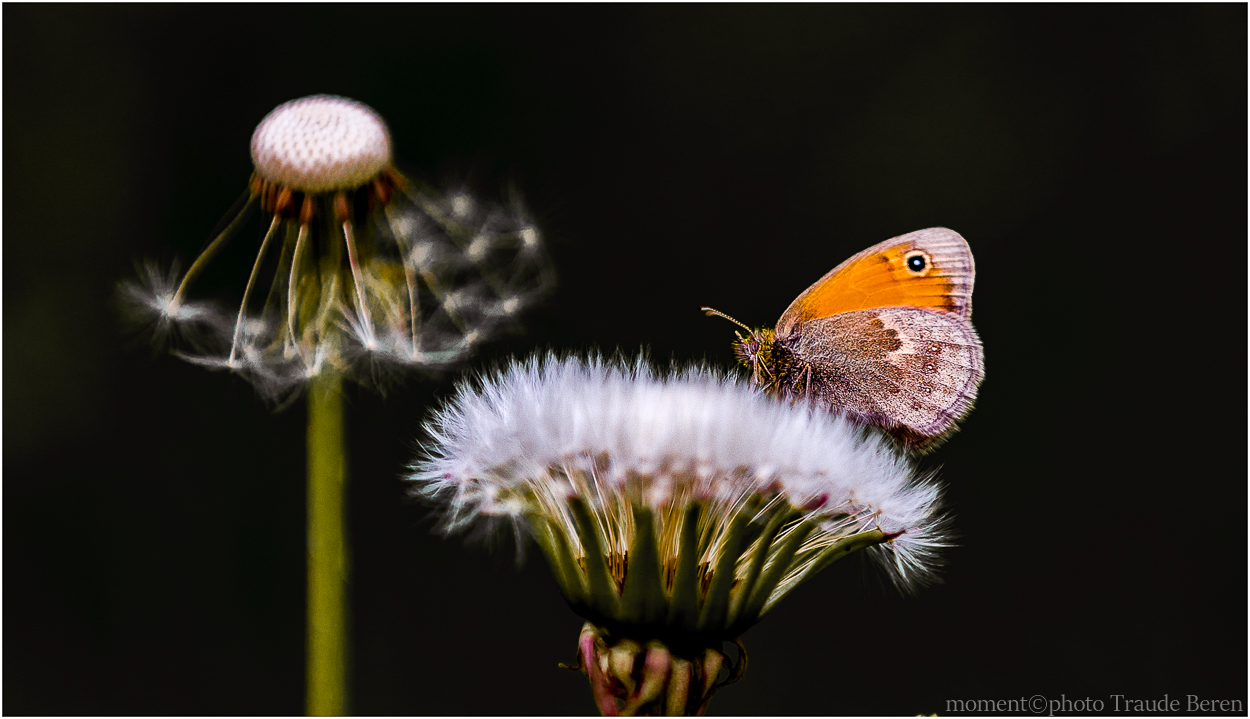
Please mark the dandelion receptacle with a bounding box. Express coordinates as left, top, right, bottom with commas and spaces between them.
412, 355, 947, 715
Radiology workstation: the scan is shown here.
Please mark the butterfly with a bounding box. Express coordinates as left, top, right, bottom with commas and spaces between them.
705, 227, 984, 452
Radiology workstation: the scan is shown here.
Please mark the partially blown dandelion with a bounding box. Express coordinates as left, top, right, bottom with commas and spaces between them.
123, 94, 551, 398
121, 95, 552, 716
411, 355, 947, 715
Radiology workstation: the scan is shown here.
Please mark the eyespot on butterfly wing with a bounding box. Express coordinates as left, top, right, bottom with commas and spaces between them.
710, 227, 985, 452
777, 227, 975, 334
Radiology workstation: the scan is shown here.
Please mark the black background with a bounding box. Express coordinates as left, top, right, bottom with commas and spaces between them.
5, 4, 1246, 716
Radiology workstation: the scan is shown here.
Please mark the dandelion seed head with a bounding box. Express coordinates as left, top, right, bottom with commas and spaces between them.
412, 354, 947, 593
250, 95, 392, 193
436, 353, 955, 714
124, 95, 554, 400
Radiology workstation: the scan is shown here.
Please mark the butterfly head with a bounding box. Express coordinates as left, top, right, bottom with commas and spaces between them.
733, 326, 786, 388
702, 307, 790, 391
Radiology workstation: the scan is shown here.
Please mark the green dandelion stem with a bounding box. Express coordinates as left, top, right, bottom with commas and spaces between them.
307, 372, 349, 716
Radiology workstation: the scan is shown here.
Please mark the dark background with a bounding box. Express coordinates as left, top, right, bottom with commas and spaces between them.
5, 4, 1246, 716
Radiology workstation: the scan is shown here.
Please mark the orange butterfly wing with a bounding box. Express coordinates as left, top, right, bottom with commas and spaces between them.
776, 227, 975, 336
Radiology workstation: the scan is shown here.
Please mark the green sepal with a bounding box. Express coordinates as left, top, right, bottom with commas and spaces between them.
620, 503, 667, 626
727, 505, 794, 627
696, 500, 756, 633
761, 528, 890, 615
666, 501, 703, 632
569, 496, 621, 620
733, 518, 817, 630
526, 512, 587, 609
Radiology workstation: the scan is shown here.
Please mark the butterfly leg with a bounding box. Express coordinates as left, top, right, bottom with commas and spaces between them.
800, 364, 813, 400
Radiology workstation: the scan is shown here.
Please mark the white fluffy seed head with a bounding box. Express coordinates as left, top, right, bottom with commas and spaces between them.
250, 95, 391, 193
411, 353, 948, 587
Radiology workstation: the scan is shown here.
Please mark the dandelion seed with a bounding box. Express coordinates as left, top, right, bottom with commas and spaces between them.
120, 261, 224, 344
411, 354, 948, 715
451, 193, 473, 218
443, 289, 463, 313
520, 226, 538, 249
407, 241, 436, 269
121, 94, 553, 399
467, 235, 490, 260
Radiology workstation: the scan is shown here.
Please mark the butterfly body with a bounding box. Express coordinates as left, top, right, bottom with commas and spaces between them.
725, 228, 984, 451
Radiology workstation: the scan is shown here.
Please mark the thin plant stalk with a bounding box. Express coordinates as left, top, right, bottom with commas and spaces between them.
306, 372, 348, 716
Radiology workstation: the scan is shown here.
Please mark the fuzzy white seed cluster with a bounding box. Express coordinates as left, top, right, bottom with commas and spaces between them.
250, 95, 392, 193
412, 354, 947, 588
122, 95, 553, 399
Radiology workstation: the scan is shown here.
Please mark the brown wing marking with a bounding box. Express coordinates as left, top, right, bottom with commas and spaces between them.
789, 307, 984, 449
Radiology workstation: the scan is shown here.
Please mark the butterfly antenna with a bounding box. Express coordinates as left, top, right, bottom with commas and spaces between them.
701, 307, 753, 335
